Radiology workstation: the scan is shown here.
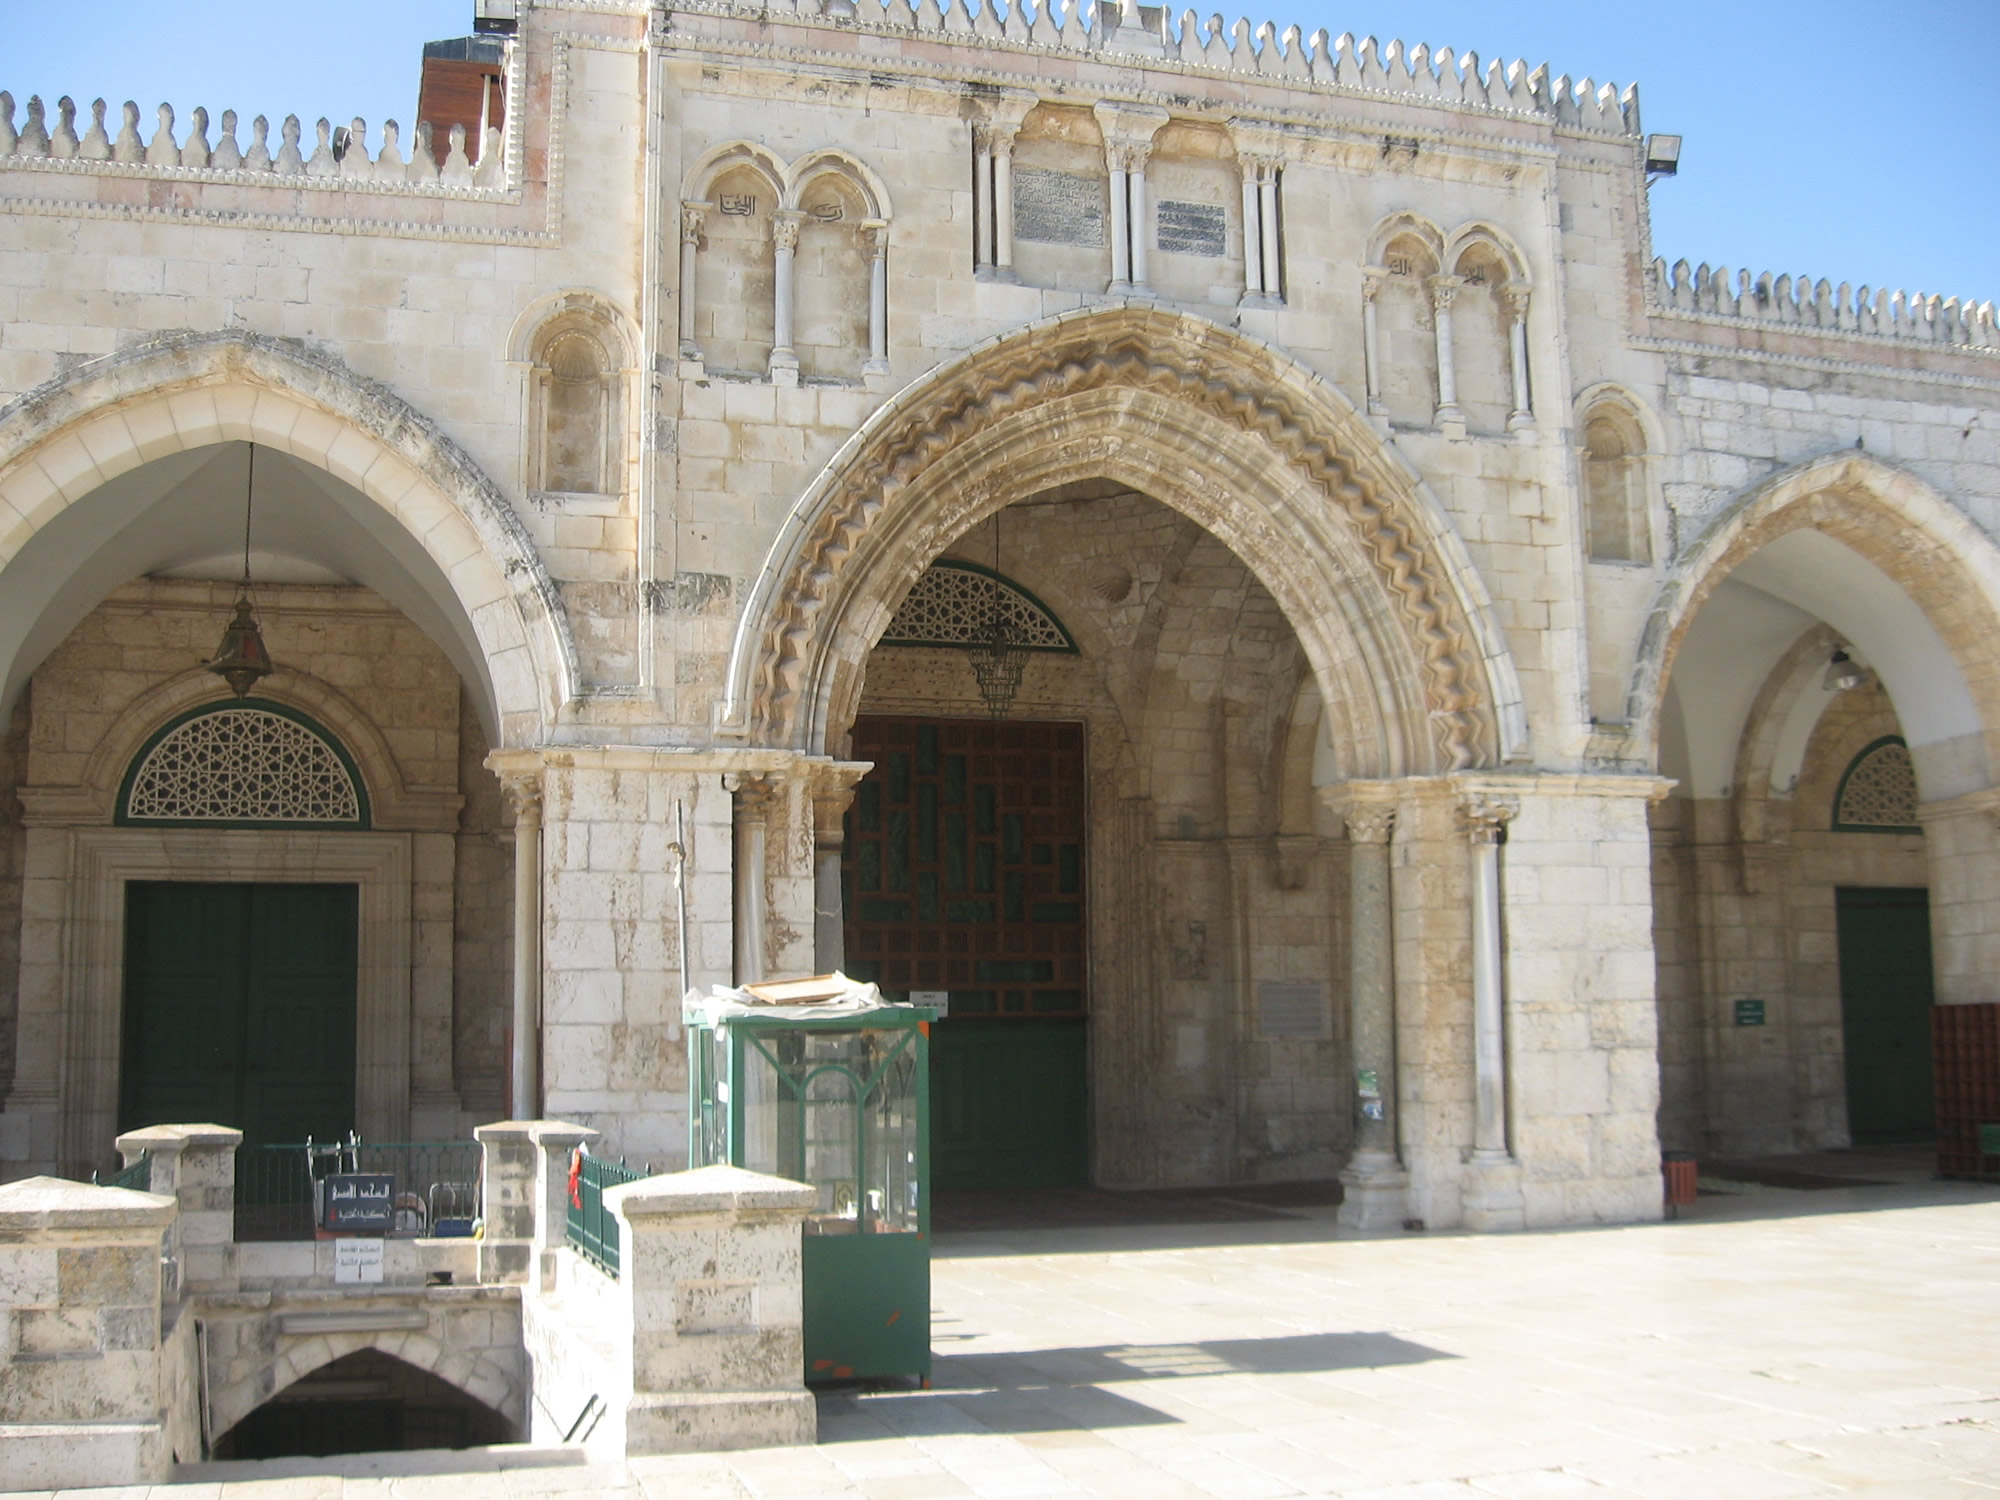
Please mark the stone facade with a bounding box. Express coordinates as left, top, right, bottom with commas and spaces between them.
0, 0, 1994, 1314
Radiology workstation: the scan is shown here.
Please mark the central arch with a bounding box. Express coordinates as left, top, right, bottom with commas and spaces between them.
721, 305, 1521, 776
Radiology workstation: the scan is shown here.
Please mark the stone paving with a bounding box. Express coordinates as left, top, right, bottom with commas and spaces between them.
41, 1158, 2000, 1498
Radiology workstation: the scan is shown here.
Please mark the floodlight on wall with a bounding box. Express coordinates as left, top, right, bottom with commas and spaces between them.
1644, 135, 1682, 178
1824, 647, 1867, 694
204, 444, 275, 698
474, 0, 520, 34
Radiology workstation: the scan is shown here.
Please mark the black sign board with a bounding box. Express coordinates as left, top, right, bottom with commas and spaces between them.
321, 1173, 396, 1231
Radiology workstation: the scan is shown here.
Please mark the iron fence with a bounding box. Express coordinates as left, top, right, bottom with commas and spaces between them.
565, 1152, 649, 1277
92, 1150, 152, 1192
234, 1137, 482, 1242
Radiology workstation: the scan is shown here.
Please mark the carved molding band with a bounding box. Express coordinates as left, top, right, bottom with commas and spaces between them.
750, 311, 1489, 770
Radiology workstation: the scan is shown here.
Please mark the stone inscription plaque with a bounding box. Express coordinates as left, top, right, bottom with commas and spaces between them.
1014, 168, 1105, 248
1156, 199, 1227, 258
1259, 981, 1326, 1039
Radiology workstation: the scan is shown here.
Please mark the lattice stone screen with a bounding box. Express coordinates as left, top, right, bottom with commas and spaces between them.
880, 562, 1076, 652
123, 706, 366, 826
1833, 738, 1920, 833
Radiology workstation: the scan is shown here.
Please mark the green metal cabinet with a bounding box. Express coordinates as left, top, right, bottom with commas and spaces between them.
686, 978, 933, 1383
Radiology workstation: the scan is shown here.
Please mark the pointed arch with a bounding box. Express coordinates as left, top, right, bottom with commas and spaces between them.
681, 140, 788, 203
720, 304, 1523, 776
209, 1333, 521, 1447
1630, 450, 2000, 800
0, 329, 575, 746
786, 147, 895, 220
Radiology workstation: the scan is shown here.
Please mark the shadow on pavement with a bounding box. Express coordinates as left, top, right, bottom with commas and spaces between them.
819, 1331, 1454, 1441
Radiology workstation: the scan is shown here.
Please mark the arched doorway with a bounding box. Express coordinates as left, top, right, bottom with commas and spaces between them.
0, 337, 563, 1176
214, 1347, 516, 1459
1636, 453, 2000, 1158
725, 308, 1523, 1197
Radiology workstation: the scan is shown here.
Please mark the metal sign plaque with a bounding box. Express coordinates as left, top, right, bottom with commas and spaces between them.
322, 1173, 396, 1231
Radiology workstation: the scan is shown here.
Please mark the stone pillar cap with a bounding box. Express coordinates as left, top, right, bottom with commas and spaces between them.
474, 1119, 601, 1146
115, 1123, 243, 1153
608, 1165, 815, 1218
0, 1176, 176, 1230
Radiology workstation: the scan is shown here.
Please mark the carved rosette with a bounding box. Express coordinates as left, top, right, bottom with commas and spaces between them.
749, 312, 1492, 771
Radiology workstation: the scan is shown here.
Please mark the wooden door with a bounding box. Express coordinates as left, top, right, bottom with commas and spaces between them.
1835, 886, 1936, 1144
120, 882, 359, 1145
844, 717, 1089, 1188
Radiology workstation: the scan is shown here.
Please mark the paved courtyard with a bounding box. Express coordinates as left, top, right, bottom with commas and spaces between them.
47, 1155, 2000, 1498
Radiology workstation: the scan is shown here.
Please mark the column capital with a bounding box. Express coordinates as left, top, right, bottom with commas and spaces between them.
1361, 266, 1388, 300
771, 210, 804, 252
1344, 805, 1397, 845
725, 770, 786, 817
1459, 793, 1518, 844
1503, 282, 1533, 321
680, 199, 709, 242
1093, 100, 1169, 159
1427, 273, 1465, 311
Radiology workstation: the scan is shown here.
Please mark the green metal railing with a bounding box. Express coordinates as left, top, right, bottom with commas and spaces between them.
234, 1138, 482, 1242
566, 1153, 649, 1277
92, 1150, 152, 1192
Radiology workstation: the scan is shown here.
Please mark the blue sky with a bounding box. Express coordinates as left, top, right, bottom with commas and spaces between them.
5, 0, 1995, 301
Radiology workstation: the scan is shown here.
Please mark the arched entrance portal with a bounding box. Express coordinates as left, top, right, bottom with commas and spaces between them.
0, 334, 560, 1175
726, 308, 1525, 1196
1635, 453, 2000, 1160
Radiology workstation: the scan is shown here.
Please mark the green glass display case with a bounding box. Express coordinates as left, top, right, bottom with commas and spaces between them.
685, 975, 934, 1383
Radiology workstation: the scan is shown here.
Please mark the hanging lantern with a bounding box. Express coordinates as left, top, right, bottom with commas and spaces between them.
207, 593, 274, 697
206, 443, 276, 697
965, 512, 1028, 719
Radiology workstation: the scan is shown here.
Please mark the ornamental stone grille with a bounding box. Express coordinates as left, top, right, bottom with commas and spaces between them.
879, 563, 1074, 652
1834, 740, 1920, 831
123, 707, 364, 825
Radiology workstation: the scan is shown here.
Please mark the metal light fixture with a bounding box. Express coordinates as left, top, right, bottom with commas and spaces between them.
964, 509, 1027, 719
206, 443, 275, 698
1644, 134, 1682, 178
1823, 647, 1866, 694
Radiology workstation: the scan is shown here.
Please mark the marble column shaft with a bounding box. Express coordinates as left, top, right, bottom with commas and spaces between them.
503, 774, 543, 1120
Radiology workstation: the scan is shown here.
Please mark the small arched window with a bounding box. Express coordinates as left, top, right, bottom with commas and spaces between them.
527, 311, 624, 498
1583, 404, 1650, 563
1833, 736, 1921, 835
117, 701, 370, 829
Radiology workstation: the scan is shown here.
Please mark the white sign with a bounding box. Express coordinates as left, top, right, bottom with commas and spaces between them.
909, 989, 949, 1017
333, 1237, 385, 1285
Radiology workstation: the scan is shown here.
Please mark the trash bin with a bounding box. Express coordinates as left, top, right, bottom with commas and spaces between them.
1662, 1151, 1698, 1217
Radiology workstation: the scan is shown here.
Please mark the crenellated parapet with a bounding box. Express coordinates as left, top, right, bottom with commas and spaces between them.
667, 0, 1642, 136
1650, 256, 2000, 355
0, 83, 512, 195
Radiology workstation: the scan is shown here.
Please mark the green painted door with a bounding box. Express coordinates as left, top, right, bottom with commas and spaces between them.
1835, 886, 1935, 1144
120, 882, 359, 1144
845, 717, 1090, 1189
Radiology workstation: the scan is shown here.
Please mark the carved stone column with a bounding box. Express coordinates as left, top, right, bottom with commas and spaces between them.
727, 773, 782, 985
1505, 285, 1535, 430
501, 772, 544, 1121
1257, 162, 1281, 296
972, 123, 995, 271
1428, 274, 1465, 431
1123, 142, 1154, 293
1239, 166, 1263, 299
863, 219, 891, 375
1461, 792, 1524, 1230
769, 210, 803, 382
807, 763, 871, 973
991, 126, 1018, 276
678, 201, 707, 359
1361, 267, 1387, 418
1337, 796, 1408, 1230
1107, 153, 1131, 290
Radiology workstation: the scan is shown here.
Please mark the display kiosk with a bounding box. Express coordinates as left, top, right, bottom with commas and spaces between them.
685, 974, 934, 1382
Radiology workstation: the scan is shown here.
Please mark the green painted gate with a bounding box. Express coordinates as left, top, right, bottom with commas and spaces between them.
845, 717, 1090, 1190
1834, 886, 1936, 1145
119, 882, 359, 1144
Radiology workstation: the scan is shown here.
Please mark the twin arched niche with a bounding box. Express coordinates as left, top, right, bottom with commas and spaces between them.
0, 329, 576, 746
1632, 451, 2000, 805
719, 305, 1522, 778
